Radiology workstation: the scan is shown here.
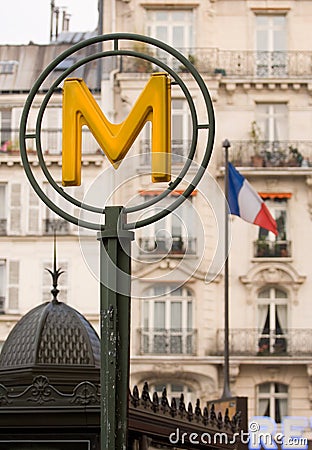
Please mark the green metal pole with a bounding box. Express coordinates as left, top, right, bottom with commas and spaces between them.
98, 206, 134, 450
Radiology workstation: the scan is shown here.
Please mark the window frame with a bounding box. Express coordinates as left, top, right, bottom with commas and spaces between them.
257, 382, 288, 423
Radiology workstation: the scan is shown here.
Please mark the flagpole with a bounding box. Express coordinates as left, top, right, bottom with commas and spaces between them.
222, 138, 232, 399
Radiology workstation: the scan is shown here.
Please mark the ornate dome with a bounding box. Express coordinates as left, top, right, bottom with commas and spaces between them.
0, 299, 100, 368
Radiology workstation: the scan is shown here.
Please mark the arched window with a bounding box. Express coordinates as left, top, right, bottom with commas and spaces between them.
257, 382, 288, 423
141, 285, 194, 354
257, 287, 287, 355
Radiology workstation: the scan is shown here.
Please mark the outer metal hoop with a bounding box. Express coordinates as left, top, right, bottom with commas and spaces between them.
19, 33, 215, 230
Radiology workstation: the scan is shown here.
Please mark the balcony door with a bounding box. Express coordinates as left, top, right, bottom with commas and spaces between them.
139, 196, 195, 255
142, 285, 193, 354
256, 103, 288, 144
257, 198, 288, 257
258, 287, 287, 354
255, 15, 287, 77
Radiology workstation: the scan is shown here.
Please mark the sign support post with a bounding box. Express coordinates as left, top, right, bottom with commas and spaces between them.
98, 206, 134, 450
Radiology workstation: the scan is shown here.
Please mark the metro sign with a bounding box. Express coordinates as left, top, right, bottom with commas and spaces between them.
62, 72, 171, 186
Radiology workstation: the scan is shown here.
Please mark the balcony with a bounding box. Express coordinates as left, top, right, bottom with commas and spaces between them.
254, 240, 291, 258
138, 328, 197, 355
215, 328, 312, 357
120, 49, 312, 79
138, 236, 196, 256
228, 140, 312, 168
0, 128, 101, 155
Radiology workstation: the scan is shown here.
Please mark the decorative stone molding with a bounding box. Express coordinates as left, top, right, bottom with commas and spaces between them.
305, 175, 312, 219
240, 263, 306, 305
229, 364, 240, 384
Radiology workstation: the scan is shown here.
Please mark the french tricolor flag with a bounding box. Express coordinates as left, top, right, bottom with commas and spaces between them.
228, 163, 278, 235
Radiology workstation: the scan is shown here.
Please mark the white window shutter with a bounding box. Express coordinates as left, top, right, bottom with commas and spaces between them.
28, 188, 40, 234
9, 183, 21, 234
8, 260, 19, 311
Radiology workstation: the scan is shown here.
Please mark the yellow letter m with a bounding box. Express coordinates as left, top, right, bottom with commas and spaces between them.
62, 73, 171, 186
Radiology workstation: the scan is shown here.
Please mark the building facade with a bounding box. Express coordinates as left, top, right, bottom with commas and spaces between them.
1, 0, 312, 433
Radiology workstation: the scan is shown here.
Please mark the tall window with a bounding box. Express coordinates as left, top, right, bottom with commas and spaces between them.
258, 287, 288, 355
256, 104, 288, 143
147, 10, 194, 53
139, 196, 196, 256
257, 198, 289, 257
257, 382, 288, 423
140, 98, 191, 164
142, 285, 194, 354
0, 260, 20, 313
172, 99, 191, 161
0, 109, 12, 150
255, 15, 287, 77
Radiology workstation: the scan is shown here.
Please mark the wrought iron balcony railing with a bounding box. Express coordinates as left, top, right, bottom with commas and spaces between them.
228, 140, 312, 168
120, 49, 312, 79
138, 236, 196, 256
215, 328, 312, 356
138, 328, 197, 355
254, 240, 291, 258
0, 128, 101, 155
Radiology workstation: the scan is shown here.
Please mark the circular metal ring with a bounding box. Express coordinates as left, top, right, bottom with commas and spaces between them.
19, 33, 215, 230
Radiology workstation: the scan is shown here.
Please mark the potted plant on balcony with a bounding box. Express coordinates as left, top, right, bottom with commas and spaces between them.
256, 238, 270, 257
250, 121, 264, 167
288, 145, 303, 167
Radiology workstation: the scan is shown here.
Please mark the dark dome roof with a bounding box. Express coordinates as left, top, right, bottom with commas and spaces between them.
0, 300, 100, 368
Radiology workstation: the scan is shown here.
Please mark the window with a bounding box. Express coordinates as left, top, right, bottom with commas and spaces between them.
141, 285, 194, 354
139, 195, 196, 256
256, 104, 288, 143
257, 382, 288, 423
0, 259, 20, 313
256, 198, 290, 257
147, 10, 194, 53
258, 287, 288, 355
0, 185, 7, 235
0, 109, 12, 150
140, 98, 191, 165
152, 381, 194, 405
255, 15, 287, 77
0, 60, 18, 75
172, 99, 192, 161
